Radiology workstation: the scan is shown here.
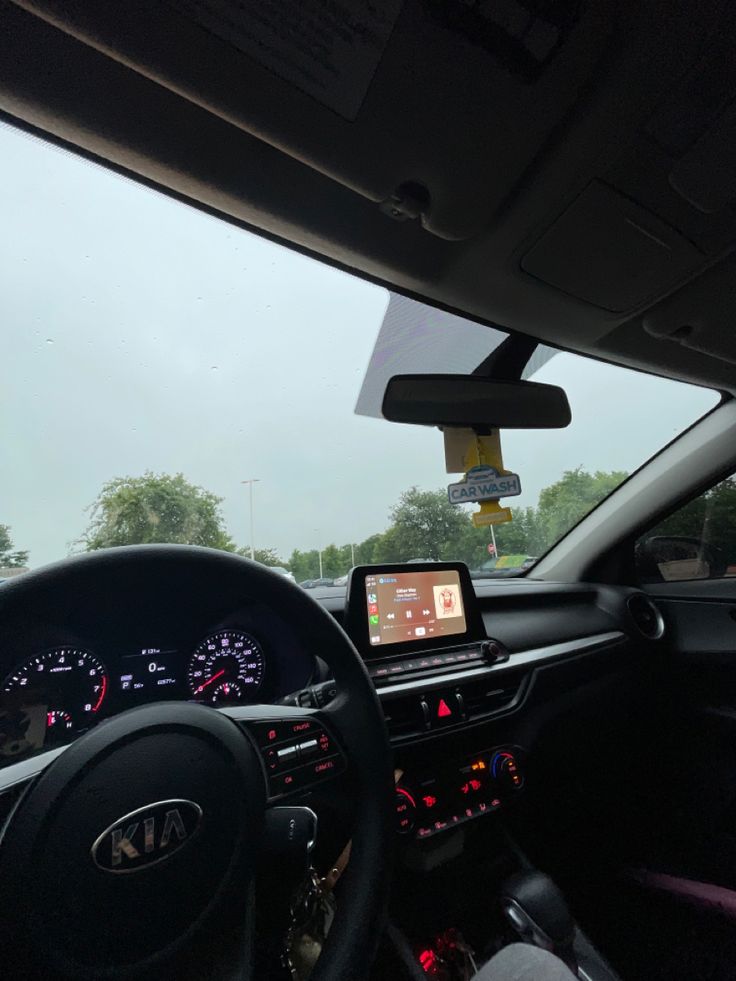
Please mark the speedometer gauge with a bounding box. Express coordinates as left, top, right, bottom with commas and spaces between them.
2, 647, 108, 742
188, 630, 265, 705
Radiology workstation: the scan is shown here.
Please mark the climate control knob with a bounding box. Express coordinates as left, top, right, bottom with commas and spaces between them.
491, 750, 525, 795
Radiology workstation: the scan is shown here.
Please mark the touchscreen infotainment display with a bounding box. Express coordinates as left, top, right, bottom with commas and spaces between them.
365, 568, 467, 648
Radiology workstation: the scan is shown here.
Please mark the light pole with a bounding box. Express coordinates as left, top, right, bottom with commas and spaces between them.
318, 548, 323, 579
350, 543, 355, 567
241, 479, 260, 560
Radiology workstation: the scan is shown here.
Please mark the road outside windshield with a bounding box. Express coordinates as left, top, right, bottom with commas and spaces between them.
0, 124, 719, 583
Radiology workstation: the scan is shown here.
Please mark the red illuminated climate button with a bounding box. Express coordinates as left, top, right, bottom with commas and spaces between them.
460, 778, 484, 796
426, 692, 462, 727
395, 788, 416, 834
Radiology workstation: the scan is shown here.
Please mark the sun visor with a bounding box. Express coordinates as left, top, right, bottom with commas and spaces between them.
355, 294, 557, 420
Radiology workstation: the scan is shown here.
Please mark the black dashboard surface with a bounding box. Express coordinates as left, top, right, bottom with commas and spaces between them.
313, 578, 631, 652
0, 566, 651, 774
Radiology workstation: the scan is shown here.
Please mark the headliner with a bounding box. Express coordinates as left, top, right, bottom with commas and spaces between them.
1, 0, 735, 392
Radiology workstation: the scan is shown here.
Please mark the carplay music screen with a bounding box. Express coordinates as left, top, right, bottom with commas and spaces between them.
365, 569, 467, 649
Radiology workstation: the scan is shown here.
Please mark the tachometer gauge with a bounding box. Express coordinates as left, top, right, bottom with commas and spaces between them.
188, 630, 265, 705
2, 647, 108, 743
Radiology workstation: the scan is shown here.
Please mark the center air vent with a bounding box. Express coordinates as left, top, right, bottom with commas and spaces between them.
627, 594, 665, 640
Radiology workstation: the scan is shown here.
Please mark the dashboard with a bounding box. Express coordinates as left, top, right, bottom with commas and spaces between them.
0, 555, 663, 850
0, 601, 316, 765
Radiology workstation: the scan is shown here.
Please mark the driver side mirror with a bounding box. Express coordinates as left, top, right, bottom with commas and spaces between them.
636, 535, 727, 583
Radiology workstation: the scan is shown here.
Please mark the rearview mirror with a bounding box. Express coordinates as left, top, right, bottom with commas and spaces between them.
382, 375, 571, 429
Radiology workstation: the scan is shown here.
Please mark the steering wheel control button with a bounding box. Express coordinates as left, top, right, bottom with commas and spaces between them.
252, 717, 321, 748
248, 716, 346, 800
268, 755, 344, 799
298, 738, 319, 758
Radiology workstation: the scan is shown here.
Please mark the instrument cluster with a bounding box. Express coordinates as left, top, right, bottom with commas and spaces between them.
0, 623, 315, 767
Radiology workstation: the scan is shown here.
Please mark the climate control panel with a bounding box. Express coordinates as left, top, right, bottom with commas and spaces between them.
395, 746, 525, 839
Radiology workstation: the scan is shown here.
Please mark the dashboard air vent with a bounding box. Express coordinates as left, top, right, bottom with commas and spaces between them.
627, 594, 665, 640
382, 694, 425, 741
462, 668, 528, 721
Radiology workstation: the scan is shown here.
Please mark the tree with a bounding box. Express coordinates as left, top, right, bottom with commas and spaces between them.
80, 473, 235, 551
535, 468, 628, 551
652, 477, 736, 563
0, 525, 29, 568
238, 547, 285, 567
288, 548, 321, 582
354, 534, 384, 565
383, 487, 470, 562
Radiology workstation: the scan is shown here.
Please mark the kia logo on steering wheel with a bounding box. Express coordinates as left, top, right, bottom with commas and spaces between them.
91, 799, 203, 873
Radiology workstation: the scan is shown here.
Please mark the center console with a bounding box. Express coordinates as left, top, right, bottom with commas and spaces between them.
394, 744, 526, 839
343, 562, 529, 839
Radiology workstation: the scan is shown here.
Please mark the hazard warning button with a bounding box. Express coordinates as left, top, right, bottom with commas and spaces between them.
426, 691, 463, 728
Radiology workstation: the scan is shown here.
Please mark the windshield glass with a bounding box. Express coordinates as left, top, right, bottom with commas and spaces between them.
1, 124, 719, 582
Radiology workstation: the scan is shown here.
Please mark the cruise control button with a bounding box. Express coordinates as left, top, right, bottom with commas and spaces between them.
270, 770, 301, 796
298, 738, 319, 758
277, 745, 298, 765
316, 730, 333, 755
269, 755, 343, 797
252, 718, 323, 748
288, 719, 319, 739
308, 756, 342, 780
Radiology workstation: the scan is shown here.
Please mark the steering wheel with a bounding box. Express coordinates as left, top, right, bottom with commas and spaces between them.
0, 546, 394, 980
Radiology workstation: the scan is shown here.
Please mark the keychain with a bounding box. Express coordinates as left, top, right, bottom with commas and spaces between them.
284, 867, 337, 980
283, 842, 350, 980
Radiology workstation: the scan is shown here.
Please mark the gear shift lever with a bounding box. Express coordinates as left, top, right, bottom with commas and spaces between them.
500, 871, 577, 972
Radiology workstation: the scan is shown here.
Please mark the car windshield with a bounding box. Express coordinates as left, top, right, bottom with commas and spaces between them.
1, 124, 720, 582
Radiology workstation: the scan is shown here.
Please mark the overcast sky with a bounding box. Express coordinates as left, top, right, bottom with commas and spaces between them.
0, 123, 718, 569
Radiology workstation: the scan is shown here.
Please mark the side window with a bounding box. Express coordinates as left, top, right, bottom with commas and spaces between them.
636, 475, 736, 583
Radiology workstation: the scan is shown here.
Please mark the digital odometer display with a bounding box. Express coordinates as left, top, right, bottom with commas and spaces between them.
187, 630, 265, 705
365, 569, 467, 649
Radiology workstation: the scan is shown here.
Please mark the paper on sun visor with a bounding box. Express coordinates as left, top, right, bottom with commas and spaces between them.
167, 0, 403, 121
354, 293, 559, 420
